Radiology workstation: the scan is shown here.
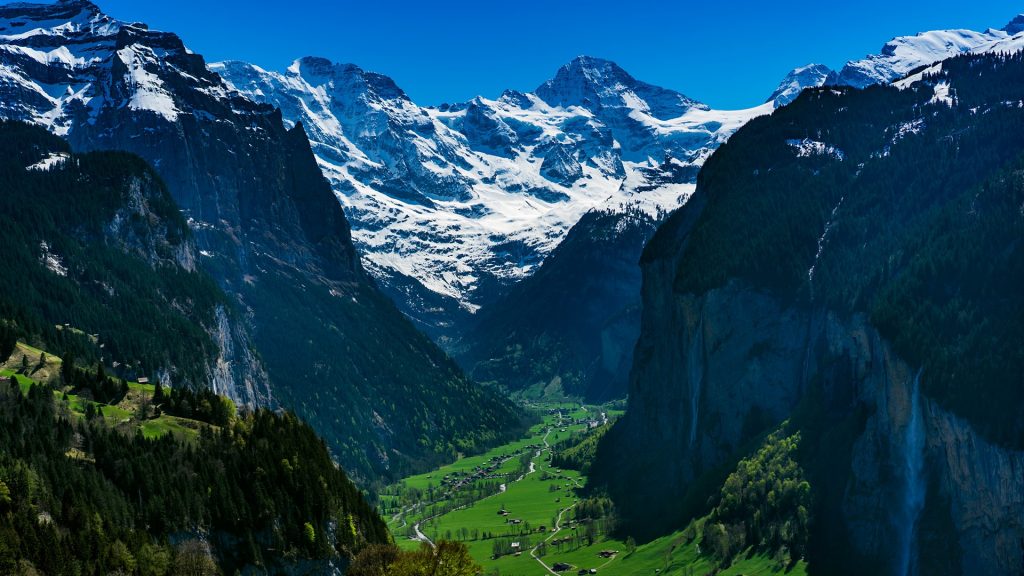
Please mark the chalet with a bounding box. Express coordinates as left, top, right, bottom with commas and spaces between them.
137, 377, 150, 384
552, 562, 572, 572
598, 550, 618, 558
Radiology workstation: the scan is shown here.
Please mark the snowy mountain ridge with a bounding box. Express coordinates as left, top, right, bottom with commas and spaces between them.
216, 9, 1024, 322
826, 16, 1024, 87
214, 56, 792, 316
4, 0, 1024, 333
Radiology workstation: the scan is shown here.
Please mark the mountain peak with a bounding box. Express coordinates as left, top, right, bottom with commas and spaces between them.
541, 55, 635, 93
536, 55, 703, 120
288, 56, 409, 102
1003, 14, 1024, 35
0, 0, 101, 19
768, 63, 831, 107
565, 55, 630, 77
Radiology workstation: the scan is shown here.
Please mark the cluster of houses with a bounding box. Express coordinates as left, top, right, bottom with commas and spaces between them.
439, 451, 528, 492
545, 407, 606, 431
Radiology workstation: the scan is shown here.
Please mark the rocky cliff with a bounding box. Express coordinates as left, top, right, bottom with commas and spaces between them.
595, 50, 1024, 575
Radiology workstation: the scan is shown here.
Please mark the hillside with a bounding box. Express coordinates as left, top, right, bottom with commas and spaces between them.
594, 51, 1024, 575
0, 120, 232, 391
0, 341, 389, 575
0, 1, 523, 484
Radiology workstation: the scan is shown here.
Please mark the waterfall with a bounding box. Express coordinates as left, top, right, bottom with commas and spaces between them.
896, 370, 927, 576
687, 317, 704, 448
807, 195, 844, 300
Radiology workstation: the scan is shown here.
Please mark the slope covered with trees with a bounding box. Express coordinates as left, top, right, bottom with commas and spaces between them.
0, 368, 389, 575
649, 52, 1024, 446
0, 120, 225, 386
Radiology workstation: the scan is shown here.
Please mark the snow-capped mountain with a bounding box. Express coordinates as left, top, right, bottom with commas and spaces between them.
827, 16, 1024, 88
215, 56, 801, 325
0, 0, 245, 136
769, 64, 832, 107
0, 0, 522, 482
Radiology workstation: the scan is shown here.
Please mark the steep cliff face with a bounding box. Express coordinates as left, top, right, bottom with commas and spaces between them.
596, 51, 1024, 575
603, 281, 1024, 575
0, 120, 245, 390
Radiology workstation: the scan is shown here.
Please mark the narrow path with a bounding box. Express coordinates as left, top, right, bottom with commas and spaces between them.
528, 420, 587, 575
530, 502, 576, 575
412, 520, 434, 548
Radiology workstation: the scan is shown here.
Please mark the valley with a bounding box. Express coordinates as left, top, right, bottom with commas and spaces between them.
382, 403, 807, 576
0, 2, 1022, 574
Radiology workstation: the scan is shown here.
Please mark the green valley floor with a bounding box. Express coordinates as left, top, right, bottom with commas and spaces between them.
381, 403, 807, 576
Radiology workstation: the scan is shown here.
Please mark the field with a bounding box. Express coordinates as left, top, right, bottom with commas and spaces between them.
383, 402, 806, 576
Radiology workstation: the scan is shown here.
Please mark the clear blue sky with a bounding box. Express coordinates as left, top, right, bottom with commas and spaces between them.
86, 0, 1017, 109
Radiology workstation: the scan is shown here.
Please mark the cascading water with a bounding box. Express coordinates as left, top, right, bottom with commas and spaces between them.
807, 195, 844, 301
687, 317, 705, 448
896, 370, 927, 576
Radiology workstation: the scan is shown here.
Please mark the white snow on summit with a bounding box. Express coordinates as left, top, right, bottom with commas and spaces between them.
828, 16, 1024, 88
0, 0, 230, 135
215, 56, 781, 309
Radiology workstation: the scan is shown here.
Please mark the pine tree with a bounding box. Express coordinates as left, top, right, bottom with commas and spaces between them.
61, 353, 75, 385
0, 325, 15, 362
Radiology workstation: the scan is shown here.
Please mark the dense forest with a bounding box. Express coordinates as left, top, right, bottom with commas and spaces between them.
0, 372, 389, 575
0, 120, 225, 386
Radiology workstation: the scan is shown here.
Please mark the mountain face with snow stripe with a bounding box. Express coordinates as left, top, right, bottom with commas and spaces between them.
0, 0, 521, 484
826, 16, 1024, 88
215, 56, 795, 333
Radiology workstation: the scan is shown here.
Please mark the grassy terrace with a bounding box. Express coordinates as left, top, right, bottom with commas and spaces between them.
2, 341, 205, 442
384, 402, 805, 576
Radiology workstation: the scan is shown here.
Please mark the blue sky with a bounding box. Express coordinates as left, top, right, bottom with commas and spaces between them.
91, 0, 1017, 109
